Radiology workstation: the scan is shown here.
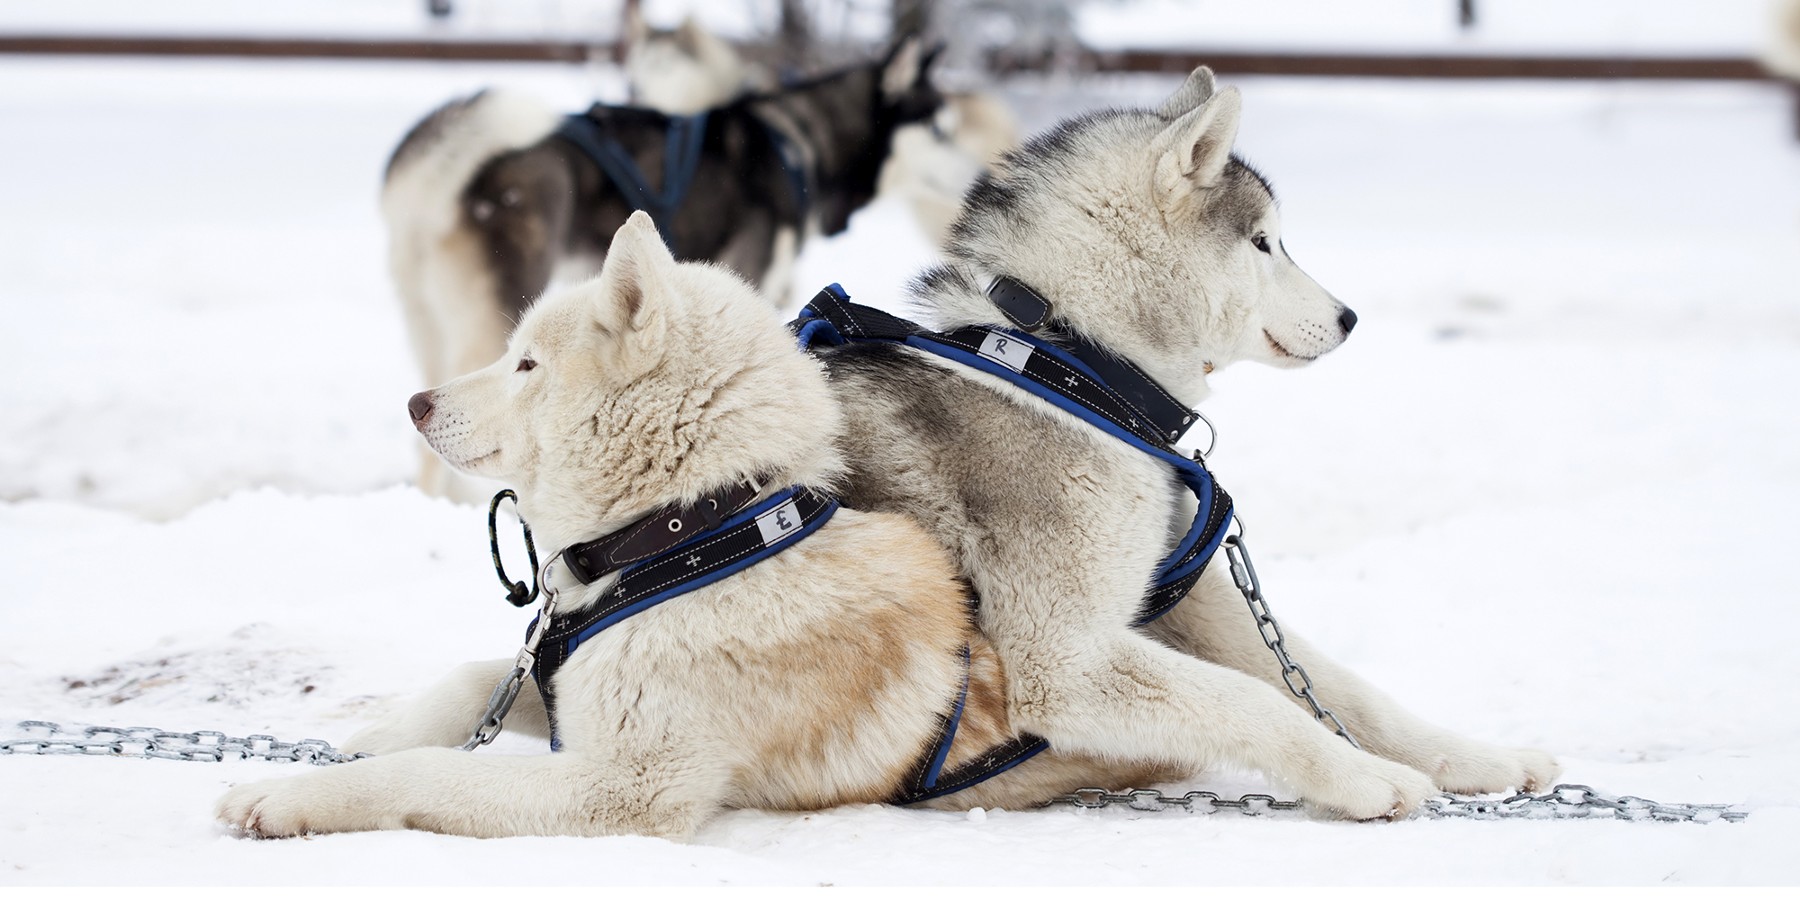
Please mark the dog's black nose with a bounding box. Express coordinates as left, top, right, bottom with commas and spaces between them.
1338, 307, 1358, 336
407, 391, 434, 428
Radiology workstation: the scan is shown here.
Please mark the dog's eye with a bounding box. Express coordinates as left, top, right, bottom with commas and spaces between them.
516, 358, 536, 373
1252, 234, 1272, 254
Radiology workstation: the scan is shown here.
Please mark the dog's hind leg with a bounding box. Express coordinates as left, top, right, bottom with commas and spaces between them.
341, 658, 550, 756
1145, 565, 1561, 795
217, 744, 725, 840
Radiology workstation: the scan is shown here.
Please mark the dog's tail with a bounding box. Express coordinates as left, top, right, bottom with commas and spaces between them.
381, 88, 561, 240
381, 90, 561, 506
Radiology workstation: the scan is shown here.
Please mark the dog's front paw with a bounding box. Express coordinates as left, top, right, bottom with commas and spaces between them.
1302, 752, 1437, 821
1425, 741, 1562, 796
216, 774, 373, 838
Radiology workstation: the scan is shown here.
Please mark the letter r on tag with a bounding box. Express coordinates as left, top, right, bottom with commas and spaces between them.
978, 330, 1034, 373
755, 498, 803, 547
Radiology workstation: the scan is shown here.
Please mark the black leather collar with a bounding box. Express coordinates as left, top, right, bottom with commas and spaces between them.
986, 276, 1199, 446
559, 478, 763, 585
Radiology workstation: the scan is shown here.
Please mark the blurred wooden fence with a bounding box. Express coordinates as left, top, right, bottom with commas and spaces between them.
2, 33, 1792, 135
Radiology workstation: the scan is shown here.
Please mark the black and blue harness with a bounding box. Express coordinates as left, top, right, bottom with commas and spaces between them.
553, 105, 809, 255
789, 279, 1236, 803
793, 280, 1235, 627
527, 483, 837, 750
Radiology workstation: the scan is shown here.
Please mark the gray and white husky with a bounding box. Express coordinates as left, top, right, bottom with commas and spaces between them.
384, 38, 943, 501
815, 68, 1561, 819
215, 213, 1166, 839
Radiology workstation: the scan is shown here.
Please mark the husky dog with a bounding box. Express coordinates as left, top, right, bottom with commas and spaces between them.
813, 69, 1561, 819
215, 213, 1167, 840
624, 14, 771, 114
876, 90, 1019, 246
385, 38, 942, 501
623, 15, 1019, 248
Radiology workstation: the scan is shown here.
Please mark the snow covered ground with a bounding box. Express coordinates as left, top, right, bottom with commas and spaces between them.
2, 49, 1799, 886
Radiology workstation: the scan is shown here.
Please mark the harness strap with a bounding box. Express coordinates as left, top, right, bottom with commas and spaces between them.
530, 487, 837, 748
984, 276, 1200, 445
887, 644, 1051, 805
793, 283, 1234, 627
753, 109, 812, 228
554, 108, 710, 254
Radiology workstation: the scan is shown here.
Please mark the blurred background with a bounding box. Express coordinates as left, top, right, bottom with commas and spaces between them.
2, 2, 1799, 884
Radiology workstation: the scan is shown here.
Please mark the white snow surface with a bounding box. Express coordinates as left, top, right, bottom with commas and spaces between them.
2, 53, 1799, 886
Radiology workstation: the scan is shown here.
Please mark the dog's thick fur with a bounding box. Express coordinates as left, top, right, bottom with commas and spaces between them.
387, 39, 943, 502
215, 213, 1170, 840
814, 69, 1562, 819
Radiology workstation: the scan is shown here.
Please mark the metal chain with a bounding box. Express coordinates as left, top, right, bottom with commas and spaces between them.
463, 490, 566, 750
0, 720, 365, 765
1225, 533, 1361, 749
1047, 528, 1748, 823
461, 584, 557, 751
1047, 788, 1303, 816
4, 516, 1749, 823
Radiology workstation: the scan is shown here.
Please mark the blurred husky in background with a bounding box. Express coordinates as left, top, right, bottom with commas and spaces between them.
384, 38, 943, 501
625, 14, 1019, 247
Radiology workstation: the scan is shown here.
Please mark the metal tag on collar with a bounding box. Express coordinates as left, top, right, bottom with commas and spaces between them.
986, 276, 1053, 332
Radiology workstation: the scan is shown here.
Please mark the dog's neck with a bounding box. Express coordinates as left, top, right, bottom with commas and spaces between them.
910, 262, 1215, 406
517, 334, 846, 584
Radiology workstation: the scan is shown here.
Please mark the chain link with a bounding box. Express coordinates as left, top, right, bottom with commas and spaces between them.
1046, 787, 1303, 815
0, 720, 365, 765
1047, 530, 1748, 823
1224, 534, 1361, 749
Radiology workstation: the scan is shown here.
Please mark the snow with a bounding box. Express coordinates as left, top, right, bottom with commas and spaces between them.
3, 46, 1800, 887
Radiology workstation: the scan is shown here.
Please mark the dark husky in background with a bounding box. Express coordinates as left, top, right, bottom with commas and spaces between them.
383, 38, 943, 500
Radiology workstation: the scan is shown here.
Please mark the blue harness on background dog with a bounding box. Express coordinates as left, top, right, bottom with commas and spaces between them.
554, 106, 811, 255
554, 109, 710, 254
793, 281, 1236, 626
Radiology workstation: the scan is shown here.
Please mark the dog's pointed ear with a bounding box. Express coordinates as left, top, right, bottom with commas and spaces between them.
1159, 66, 1217, 119
920, 41, 947, 77
674, 15, 706, 55
881, 34, 926, 100
596, 211, 675, 337
1152, 86, 1241, 207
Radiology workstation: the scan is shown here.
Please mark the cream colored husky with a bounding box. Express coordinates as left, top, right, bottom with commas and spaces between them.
214, 213, 1160, 840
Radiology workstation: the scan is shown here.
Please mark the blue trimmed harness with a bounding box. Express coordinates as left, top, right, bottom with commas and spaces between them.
554, 110, 709, 253
793, 282, 1235, 627
790, 281, 1238, 803
529, 486, 838, 750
